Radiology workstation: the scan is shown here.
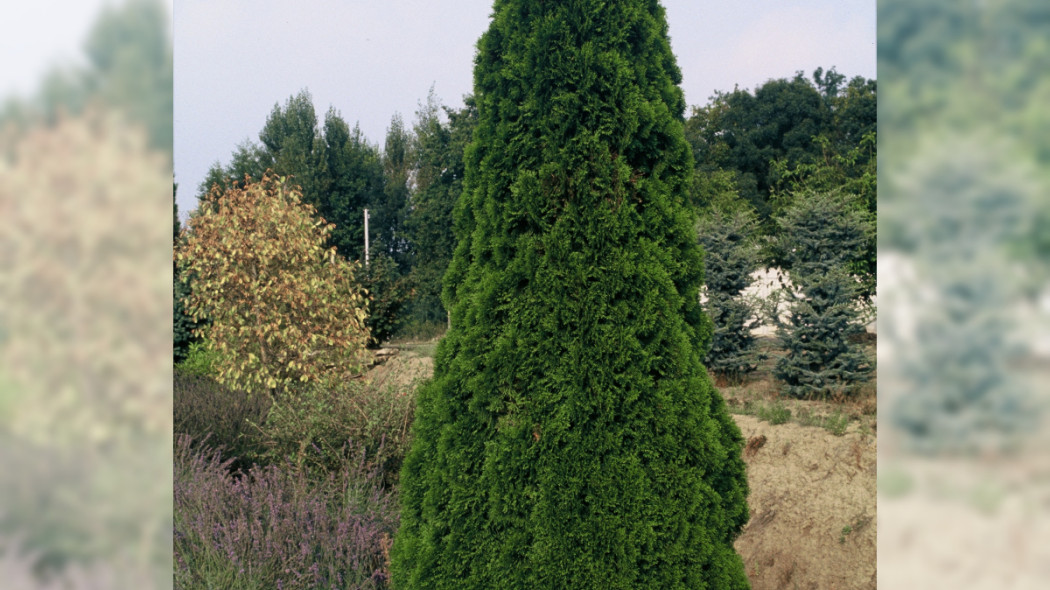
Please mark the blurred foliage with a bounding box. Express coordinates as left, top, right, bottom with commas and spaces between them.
1, 110, 172, 445
0, 0, 172, 157
0, 107, 173, 588
0, 432, 171, 588
879, 0, 1050, 454
885, 133, 1040, 453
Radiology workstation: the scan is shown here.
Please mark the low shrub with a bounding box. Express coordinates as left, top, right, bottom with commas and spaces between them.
173, 369, 270, 473
174, 434, 397, 590
175, 340, 223, 378
250, 376, 416, 486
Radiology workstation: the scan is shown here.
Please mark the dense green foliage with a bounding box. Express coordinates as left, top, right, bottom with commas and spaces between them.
375, 115, 414, 267
684, 68, 876, 299
391, 2, 749, 588
697, 209, 763, 381
772, 191, 873, 398
403, 94, 478, 328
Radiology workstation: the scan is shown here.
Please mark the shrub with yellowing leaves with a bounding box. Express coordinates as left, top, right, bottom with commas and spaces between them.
177, 173, 370, 394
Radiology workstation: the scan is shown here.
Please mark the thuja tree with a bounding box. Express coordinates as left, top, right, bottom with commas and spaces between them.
391, 1, 750, 588
177, 174, 371, 394
698, 208, 763, 381
772, 190, 873, 398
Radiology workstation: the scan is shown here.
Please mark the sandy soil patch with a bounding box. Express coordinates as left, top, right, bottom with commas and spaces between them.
733, 414, 877, 589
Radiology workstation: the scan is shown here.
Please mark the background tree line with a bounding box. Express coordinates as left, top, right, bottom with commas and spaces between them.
175, 89, 477, 360
175, 66, 876, 362
685, 67, 876, 300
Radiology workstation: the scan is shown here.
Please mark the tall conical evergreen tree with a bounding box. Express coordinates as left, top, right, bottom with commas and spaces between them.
391, 1, 750, 588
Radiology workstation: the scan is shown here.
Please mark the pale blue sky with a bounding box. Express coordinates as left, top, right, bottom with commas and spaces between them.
173, 0, 875, 219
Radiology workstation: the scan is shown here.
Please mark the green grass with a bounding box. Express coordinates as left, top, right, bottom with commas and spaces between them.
792, 406, 852, 435
755, 400, 791, 425
823, 411, 850, 436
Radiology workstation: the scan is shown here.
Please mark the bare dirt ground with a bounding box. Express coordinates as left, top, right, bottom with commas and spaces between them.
375, 335, 878, 589
733, 415, 876, 589
720, 336, 877, 590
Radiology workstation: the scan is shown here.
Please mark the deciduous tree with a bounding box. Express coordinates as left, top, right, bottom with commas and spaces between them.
177, 174, 370, 394
405, 94, 477, 326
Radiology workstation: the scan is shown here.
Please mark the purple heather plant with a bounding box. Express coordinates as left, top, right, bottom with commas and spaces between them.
174, 434, 397, 590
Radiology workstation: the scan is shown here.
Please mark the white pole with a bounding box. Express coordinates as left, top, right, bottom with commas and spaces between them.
364, 208, 370, 267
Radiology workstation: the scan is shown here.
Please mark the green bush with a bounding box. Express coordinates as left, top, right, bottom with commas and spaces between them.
391, 1, 750, 587
175, 339, 222, 378
250, 376, 416, 485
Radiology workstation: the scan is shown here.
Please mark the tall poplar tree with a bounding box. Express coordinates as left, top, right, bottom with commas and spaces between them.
391, 1, 750, 588
406, 94, 477, 326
